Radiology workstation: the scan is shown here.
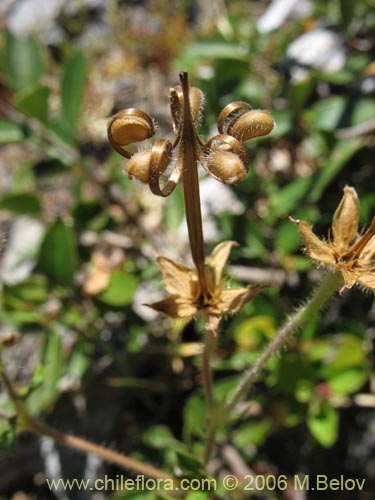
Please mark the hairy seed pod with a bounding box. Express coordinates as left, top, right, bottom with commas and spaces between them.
217, 101, 253, 135
204, 134, 249, 185
206, 151, 248, 185
170, 85, 204, 133
227, 109, 275, 142
126, 149, 152, 183
107, 109, 155, 158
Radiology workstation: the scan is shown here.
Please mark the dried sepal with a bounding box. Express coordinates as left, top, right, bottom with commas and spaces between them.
147, 240, 264, 321
289, 217, 336, 265
291, 187, 375, 293
148, 294, 199, 318
332, 186, 359, 252
203, 134, 249, 184
107, 109, 155, 159
207, 240, 238, 288
217, 285, 264, 315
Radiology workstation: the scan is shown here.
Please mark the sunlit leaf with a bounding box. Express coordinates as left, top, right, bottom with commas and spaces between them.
97, 270, 138, 306
0, 193, 41, 215
307, 400, 338, 447
38, 218, 78, 287
4, 32, 44, 91
15, 84, 50, 123
0, 120, 24, 143
60, 51, 87, 132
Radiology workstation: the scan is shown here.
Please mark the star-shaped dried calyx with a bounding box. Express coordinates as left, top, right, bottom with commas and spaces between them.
291, 186, 375, 293
148, 241, 264, 330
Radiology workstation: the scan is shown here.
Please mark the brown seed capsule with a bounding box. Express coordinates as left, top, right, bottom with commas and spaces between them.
206, 150, 248, 185
126, 149, 152, 183
227, 109, 275, 141
217, 101, 253, 135
204, 134, 249, 185
107, 109, 155, 158
170, 85, 204, 133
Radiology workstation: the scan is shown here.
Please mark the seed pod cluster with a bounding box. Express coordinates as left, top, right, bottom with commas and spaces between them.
107, 71, 275, 193
202, 101, 275, 185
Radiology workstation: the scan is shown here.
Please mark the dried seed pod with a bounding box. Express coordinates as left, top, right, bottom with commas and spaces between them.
217, 101, 253, 134
170, 84, 204, 133
218, 102, 274, 142
107, 109, 155, 158
227, 109, 275, 141
126, 149, 153, 183
203, 134, 249, 185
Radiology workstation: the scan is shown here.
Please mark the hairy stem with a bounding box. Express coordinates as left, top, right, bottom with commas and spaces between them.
203, 271, 343, 464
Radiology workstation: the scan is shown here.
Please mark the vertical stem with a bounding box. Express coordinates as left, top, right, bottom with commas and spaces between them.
202, 329, 216, 414
179, 71, 208, 294
203, 271, 343, 465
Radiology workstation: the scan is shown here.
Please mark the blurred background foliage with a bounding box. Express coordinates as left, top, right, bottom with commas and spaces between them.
0, 0, 374, 499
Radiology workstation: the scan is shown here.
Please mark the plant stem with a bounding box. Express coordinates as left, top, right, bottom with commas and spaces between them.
202, 328, 216, 414
179, 71, 208, 294
24, 416, 175, 482
203, 270, 343, 464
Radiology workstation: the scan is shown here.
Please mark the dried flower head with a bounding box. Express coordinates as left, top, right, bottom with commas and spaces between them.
107, 71, 273, 328
291, 186, 375, 293
107, 71, 275, 192
148, 241, 263, 332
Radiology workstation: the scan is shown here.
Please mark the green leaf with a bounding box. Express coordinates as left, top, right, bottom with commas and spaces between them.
0, 416, 17, 453
0, 120, 24, 143
177, 41, 248, 67
308, 139, 364, 202
234, 316, 276, 349
328, 368, 368, 396
0, 193, 41, 215
97, 270, 138, 306
26, 328, 64, 415
3, 275, 48, 305
186, 493, 210, 500
176, 451, 205, 476
305, 96, 346, 131
307, 400, 338, 448
5, 32, 44, 91
14, 84, 50, 123
268, 176, 313, 222
274, 219, 303, 255
233, 420, 272, 447
321, 335, 366, 375
276, 354, 315, 396
143, 425, 177, 449
38, 218, 78, 286
268, 110, 292, 139
183, 394, 207, 440
60, 51, 87, 132
305, 96, 375, 132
